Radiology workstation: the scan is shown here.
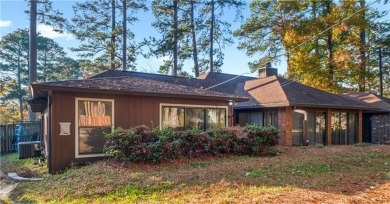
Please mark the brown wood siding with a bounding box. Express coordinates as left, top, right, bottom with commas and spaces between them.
49, 91, 230, 173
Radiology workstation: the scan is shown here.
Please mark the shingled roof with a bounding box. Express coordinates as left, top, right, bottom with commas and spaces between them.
194, 72, 374, 110
35, 70, 376, 110
342, 92, 390, 112
91, 70, 256, 92
234, 76, 375, 109
31, 75, 248, 102
90, 70, 202, 88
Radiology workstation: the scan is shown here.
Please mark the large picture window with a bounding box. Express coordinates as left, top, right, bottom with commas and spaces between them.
76, 98, 114, 158
161, 105, 227, 131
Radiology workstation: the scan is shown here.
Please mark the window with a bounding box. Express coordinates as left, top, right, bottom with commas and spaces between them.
185, 108, 205, 130
249, 112, 263, 126
76, 98, 114, 158
236, 110, 273, 127
161, 107, 184, 130
207, 108, 226, 129
161, 105, 227, 131
264, 110, 278, 127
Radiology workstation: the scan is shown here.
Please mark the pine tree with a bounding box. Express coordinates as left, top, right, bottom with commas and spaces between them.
0, 29, 79, 123
69, 0, 147, 73
151, 0, 184, 76
199, 0, 245, 73
0, 29, 29, 121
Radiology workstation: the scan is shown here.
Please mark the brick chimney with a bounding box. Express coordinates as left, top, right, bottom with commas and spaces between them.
259, 62, 278, 78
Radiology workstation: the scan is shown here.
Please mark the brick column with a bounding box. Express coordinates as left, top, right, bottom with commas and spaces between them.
326, 109, 332, 145
358, 110, 363, 143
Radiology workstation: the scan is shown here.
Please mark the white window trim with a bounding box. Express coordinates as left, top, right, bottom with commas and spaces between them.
159, 103, 228, 130
75, 97, 115, 158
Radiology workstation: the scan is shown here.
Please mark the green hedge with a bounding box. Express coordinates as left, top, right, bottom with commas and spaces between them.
104, 125, 278, 163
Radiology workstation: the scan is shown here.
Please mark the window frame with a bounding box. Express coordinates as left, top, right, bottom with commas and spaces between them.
159, 103, 228, 130
75, 97, 115, 158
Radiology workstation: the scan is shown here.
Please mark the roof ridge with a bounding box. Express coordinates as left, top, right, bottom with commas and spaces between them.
34, 75, 246, 99
275, 76, 293, 105
89, 70, 197, 79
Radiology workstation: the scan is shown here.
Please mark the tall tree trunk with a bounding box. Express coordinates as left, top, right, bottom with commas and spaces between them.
122, 0, 127, 71
358, 0, 366, 92
28, 0, 37, 121
111, 0, 116, 70
312, 1, 319, 56
172, 0, 178, 76
17, 54, 23, 121
190, 0, 199, 77
209, 0, 215, 72
326, 1, 334, 87
44, 41, 47, 81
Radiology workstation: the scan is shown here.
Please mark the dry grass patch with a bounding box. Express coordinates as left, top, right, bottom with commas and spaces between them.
8, 145, 390, 203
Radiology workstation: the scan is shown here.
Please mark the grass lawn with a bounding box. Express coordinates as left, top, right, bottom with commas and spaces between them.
4, 145, 390, 203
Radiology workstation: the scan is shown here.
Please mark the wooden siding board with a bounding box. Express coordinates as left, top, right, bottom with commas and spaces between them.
50, 92, 74, 173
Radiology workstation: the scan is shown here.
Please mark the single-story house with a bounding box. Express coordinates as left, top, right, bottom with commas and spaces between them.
342, 92, 390, 144
29, 75, 247, 173
29, 65, 377, 173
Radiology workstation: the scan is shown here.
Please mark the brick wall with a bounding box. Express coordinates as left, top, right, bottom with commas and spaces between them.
277, 107, 292, 146
277, 107, 286, 145
371, 113, 390, 144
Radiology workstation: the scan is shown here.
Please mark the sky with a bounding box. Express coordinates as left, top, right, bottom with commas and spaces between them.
0, 0, 389, 78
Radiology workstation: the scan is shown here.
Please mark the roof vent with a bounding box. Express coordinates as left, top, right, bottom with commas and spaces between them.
259, 62, 278, 78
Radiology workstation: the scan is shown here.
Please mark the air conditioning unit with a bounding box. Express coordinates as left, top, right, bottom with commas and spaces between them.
18, 141, 41, 159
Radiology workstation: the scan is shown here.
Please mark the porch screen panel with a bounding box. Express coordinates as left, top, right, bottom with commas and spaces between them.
162, 106, 185, 130
307, 111, 315, 145
292, 112, 304, 146
206, 108, 226, 129
78, 100, 112, 155
348, 113, 357, 144
331, 112, 340, 145
340, 112, 348, 144
185, 108, 205, 130
332, 112, 349, 145
315, 112, 326, 145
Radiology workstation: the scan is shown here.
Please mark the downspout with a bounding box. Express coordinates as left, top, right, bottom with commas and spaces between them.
47, 90, 52, 174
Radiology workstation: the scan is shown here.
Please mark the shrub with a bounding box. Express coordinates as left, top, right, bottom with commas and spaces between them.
264, 146, 282, 157
104, 125, 279, 163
